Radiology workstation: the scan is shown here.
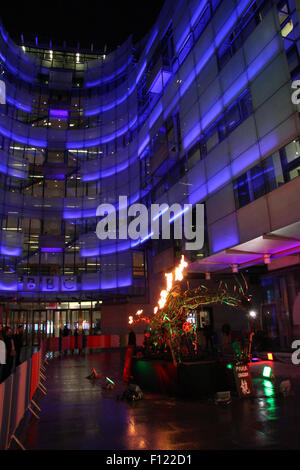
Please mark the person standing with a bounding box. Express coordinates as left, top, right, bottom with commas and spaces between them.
81, 329, 87, 354
63, 325, 69, 337
74, 328, 79, 353
63, 325, 69, 355
14, 325, 24, 367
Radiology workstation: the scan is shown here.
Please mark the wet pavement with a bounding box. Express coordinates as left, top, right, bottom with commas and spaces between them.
14, 350, 300, 450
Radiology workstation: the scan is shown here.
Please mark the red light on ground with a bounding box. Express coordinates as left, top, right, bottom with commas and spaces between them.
267, 353, 274, 361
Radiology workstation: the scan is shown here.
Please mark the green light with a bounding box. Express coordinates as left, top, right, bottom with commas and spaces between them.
226, 364, 233, 370
264, 387, 273, 397
106, 377, 115, 385
263, 380, 274, 397
263, 380, 273, 389
262, 366, 272, 378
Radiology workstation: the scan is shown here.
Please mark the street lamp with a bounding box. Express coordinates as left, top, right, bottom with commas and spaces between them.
249, 310, 257, 319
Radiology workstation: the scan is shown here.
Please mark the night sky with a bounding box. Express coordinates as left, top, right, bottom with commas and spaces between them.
1, 1, 165, 52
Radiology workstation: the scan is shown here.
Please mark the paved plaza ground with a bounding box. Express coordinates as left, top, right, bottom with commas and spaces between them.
13, 350, 300, 450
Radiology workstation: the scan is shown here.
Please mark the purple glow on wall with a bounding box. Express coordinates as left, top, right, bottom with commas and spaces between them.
138, 136, 150, 157
49, 109, 69, 119
146, 28, 158, 55
0, 246, 21, 257
40, 247, 63, 253
207, 166, 231, 194
231, 145, 260, 177
183, 123, 201, 150
188, 185, 208, 205
212, 225, 239, 254
136, 61, 147, 85
148, 69, 172, 94
149, 102, 163, 128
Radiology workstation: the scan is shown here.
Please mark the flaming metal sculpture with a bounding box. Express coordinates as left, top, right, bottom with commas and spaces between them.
129, 255, 250, 364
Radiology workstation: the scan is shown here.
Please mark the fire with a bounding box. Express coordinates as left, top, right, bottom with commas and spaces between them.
157, 290, 168, 310
128, 255, 188, 324
165, 272, 173, 292
154, 255, 188, 314
175, 255, 188, 281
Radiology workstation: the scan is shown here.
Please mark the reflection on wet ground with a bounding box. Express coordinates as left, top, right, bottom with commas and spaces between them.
14, 351, 300, 450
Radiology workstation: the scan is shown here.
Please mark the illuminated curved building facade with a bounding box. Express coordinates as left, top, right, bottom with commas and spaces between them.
1, 0, 300, 344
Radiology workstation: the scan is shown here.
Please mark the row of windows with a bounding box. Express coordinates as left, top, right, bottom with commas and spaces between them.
277, 0, 300, 80
151, 88, 253, 201
176, 0, 222, 66
217, 0, 272, 71
187, 88, 253, 168
233, 137, 300, 209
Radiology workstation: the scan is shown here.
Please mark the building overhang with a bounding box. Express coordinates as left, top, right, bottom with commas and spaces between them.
188, 221, 300, 275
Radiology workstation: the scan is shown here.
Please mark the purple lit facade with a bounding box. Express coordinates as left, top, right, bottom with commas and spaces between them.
0, 0, 300, 344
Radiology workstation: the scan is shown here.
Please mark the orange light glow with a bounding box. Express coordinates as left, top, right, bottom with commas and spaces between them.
129, 255, 189, 324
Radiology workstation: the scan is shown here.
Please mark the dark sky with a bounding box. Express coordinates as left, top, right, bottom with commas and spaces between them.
1, 1, 165, 52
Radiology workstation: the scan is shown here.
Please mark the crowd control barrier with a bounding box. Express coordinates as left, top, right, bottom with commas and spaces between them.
47, 334, 144, 353
0, 341, 48, 450
0, 335, 142, 449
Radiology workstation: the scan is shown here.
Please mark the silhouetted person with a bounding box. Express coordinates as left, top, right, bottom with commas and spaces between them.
63, 325, 69, 337
81, 329, 87, 354
128, 329, 136, 346
58, 328, 62, 355
74, 328, 79, 352
14, 325, 24, 366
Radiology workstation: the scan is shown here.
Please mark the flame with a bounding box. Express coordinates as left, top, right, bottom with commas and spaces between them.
165, 272, 173, 292
129, 255, 188, 323
154, 255, 188, 314
158, 290, 168, 310
175, 255, 188, 281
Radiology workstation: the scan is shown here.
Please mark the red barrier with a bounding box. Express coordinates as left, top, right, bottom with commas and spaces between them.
47, 334, 124, 353
0, 379, 7, 449
87, 335, 111, 348
9, 362, 28, 439
30, 351, 40, 401
0, 342, 46, 450
123, 345, 134, 383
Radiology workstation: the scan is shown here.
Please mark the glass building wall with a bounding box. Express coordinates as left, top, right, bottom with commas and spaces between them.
0, 0, 300, 337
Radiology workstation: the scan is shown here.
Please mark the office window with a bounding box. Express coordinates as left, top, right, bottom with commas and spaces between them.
234, 137, 300, 209
205, 123, 219, 152
217, 41, 232, 69
286, 44, 300, 79
240, 90, 253, 118
225, 103, 241, 133
263, 153, 284, 192
281, 139, 300, 181
234, 173, 251, 208
187, 142, 201, 169
193, 5, 211, 42
250, 164, 266, 200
